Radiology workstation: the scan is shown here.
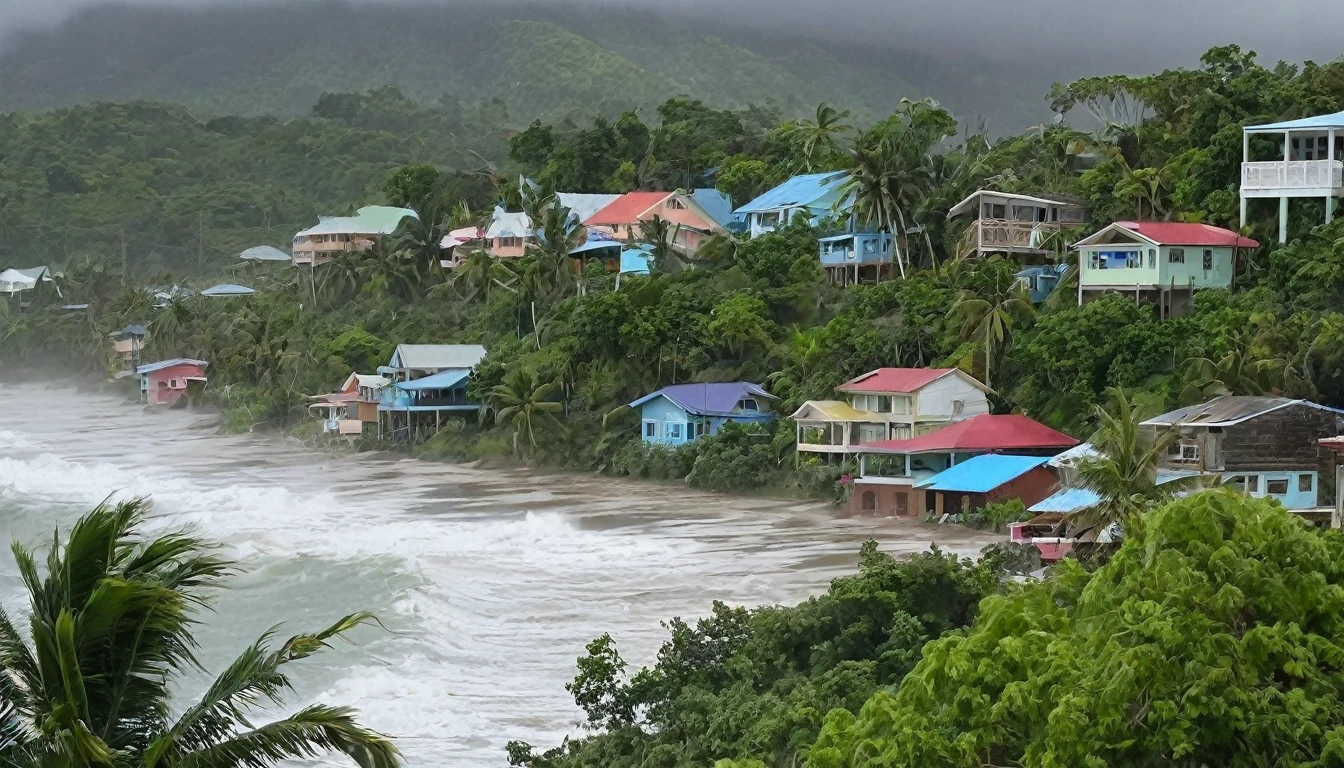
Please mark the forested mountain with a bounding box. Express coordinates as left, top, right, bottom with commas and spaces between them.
0, 2, 1053, 131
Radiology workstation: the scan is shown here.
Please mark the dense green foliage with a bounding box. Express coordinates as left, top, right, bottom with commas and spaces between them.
0, 498, 397, 767
507, 543, 998, 768
809, 491, 1344, 767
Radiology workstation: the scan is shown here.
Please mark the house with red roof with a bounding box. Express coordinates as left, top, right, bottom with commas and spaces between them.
849, 413, 1078, 518
790, 368, 991, 460
584, 189, 733, 256
1075, 221, 1259, 318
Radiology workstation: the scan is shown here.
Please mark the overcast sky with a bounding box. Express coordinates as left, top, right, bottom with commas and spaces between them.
0, 0, 1338, 72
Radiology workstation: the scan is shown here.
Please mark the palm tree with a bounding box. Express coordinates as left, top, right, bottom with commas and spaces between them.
0, 498, 399, 768
449, 249, 517, 302
950, 270, 1035, 389
638, 215, 686, 274
394, 201, 451, 286
1073, 388, 1201, 538
487, 369, 563, 457
794, 103, 852, 172
1178, 333, 1268, 404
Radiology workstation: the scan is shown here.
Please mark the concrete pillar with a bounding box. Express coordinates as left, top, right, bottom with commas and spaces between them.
1239, 195, 1248, 230
1280, 197, 1289, 244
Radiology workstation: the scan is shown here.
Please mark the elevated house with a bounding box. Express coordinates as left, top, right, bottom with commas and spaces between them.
309, 373, 389, 436
630, 382, 776, 446
792, 368, 991, 460
108, 323, 149, 375
948, 190, 1086, 259
818, 231, 897, 286
1241, 111, 1344, 244
292, 206, 418, 266
584, 189, 734, 256
480, 194, 619, 258
377, 344, 488, 441
1143, 395, 1344, 511
849, 413, 1078, 517
1075, 221, 1258, 318
137, 359, 208, 406
734, 172, 849, 238
1014, 264, 1070, 303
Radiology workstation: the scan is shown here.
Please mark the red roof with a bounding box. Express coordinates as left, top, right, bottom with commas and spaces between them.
864, 414, 1079, 454
1115, 221, 1259, 248
838, 368, 964, 393
585, 192, 672, 226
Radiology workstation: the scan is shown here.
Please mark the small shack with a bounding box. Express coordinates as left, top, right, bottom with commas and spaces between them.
137, 359, 208, 406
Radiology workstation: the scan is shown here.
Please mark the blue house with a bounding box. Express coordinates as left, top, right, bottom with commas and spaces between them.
377, 344, 488, 440
630, 382, 777, 446
819, 232, 896, 285
1014, 264, 1070, 303
734, 172, 850, 238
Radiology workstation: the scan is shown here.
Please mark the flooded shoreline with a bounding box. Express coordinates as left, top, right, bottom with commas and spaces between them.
0, 383, 1000, 766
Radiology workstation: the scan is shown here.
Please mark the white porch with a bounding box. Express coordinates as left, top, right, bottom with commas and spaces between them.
1241, 111, 1344, 243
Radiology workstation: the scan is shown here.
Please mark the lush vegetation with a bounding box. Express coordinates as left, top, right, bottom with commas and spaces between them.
0, 498, 397, 767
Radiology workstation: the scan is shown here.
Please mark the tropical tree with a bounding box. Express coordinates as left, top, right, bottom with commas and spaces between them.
1178, 332, 1270, 404
637, 215, 686, 274
0, 498, 399, 768
487, 368, 563, 457
448, 250, 517, 302
792, 103, 852, 172
950, 267, 1035, 389
393, 201, 451, 285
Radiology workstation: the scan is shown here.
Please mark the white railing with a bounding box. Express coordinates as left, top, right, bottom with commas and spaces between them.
1242, 160, 1344, 190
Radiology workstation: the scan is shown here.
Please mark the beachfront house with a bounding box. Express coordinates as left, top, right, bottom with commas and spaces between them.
630, 382, 776, 447
792, 368, 990, 460
481, 194, 619, 258
734, 172, 849, 238
108, 323, 148, 375
848, 413, 1077, 517
948, 190, 1086, 259
584, 189, 733, 256
292, 206, 418, 266
914, 455, 1061, 519
1143, 395, 1344, 511
1240, 110, 1344, 244
378, 344, 488, 440
1075, 221, 1258, 318
309, 372, 389, 436
137, 359, 208, 406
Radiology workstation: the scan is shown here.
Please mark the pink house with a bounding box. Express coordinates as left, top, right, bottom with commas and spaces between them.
137, 359, 208, 405
584, 189, 734, 256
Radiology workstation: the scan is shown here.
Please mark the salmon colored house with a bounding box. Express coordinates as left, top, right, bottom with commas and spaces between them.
584, 189, 734, 256
137, 359, 208, 405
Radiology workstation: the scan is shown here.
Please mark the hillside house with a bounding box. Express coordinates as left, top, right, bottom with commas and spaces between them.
818, 232, 897, 285
480, 194, 619, 258
1241, 111, 1344, 243
849, 413, 1077, 517
734, 172, 849, 238
377, 344, 488, 441
1014, 264, 1070, 303
792, 368, 990, 460
584, 189, 733, 256
630, 382, 776, 447
137, 359, 208, 406
309, 373, 388, 436
292, 206, 418, 266
948, 190, 1086, 258
1075, 221, 1258, 318
108, 323, 148, 375
1144, 395, 1344, 510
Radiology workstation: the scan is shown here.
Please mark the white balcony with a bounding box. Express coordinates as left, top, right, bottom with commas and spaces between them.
1241, 160, 1344, 196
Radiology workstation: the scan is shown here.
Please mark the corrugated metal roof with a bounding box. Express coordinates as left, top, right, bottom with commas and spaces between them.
1029, 487, 1101, 514
1245, 110, 1344, 133
629, 382, 776, 417
915, 454, 1052, 493
396, 368, 472, 391
839, 368, 987, 394
585, 192, 670, 226
137, 359, 208, 375
485, 209, 531, 239
1142, 395, 1344, 428
864, 414, 1079, 455
689, 188, 735, 227
947, 189, 1080, 218
1077, 222, 1258, 249
791, 400, 871, 422
734, 172, 849, 214
239, 245, 291, 262
389, 344, 487, 371
558, 193, 620, 223
296, 206, 417, 238
200, 284, 255, 297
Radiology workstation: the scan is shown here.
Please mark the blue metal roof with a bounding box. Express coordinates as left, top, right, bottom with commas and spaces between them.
395, 368, 471, 391
1245, 110, 1344, 133
620, 246, 652, 275
689, 188, 735, 227
1029, 487, 1100, 514
915, 454, 1052, 493
137, 358, 208, 375
734, 172, 849, 215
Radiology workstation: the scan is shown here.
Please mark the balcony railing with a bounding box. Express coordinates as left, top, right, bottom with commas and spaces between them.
1242, 160, 1344, 190
961, 219, 1067, 254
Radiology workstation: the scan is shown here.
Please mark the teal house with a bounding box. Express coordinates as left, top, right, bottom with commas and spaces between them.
1075, 221, 1258, 318
630, 382, 777, 446
734, 172, 849, 237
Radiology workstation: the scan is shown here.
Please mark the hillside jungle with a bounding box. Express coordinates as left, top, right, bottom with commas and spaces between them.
3, 45, 1344, 503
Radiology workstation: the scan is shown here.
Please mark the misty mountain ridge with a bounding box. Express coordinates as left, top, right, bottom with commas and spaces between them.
0, 1, 1061, 131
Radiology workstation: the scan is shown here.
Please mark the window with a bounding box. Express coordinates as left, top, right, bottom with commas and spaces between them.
665, 197, 686, 210
861, 491, 877, 512
1267, 478, 1290, 496
1089, 252, 1101, 269
1202, 249, 1214, 271
863, 239, 876, 254
894, 395, 912, 414
990, 204, 1006, 219
758, 212, 780, 228
665, 423, 684, 440
858, 424, 885, 444
1246, 475, 1260, 493
169, 378, 180, 389
1299, 473, 1314, 494
894, 492, 909, 514
1170, 441, 1200, 462
643, 420, 657, 438
1127, 251, 1142, 268
1147, 249, 1156, 268
877, 395, 894, 413
1169, 248, 1186, 264
736, 398, 759, 412
952, 399, 965, 416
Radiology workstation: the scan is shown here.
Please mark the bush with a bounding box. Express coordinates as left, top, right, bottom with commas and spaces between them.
685, 422, 782, 493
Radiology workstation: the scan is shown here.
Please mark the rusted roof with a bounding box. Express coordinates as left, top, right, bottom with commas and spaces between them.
1142, 395, 1344, 428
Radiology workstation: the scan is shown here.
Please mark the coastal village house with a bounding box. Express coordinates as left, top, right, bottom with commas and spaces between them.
1075, 221, 1259, 318
1142, 395, 1344, 510
137, 359, 208, 406
291, 206, 418, 266
792, 368, 990, 460
631, 382, 776, 446
108, 323, 148, 375
1240, 110, 1344, 244
734, 172, 849, 238
1014, 264, 1070, 303
849, 413, 1077, 517
478, 194, 618, 258
948, 190, 1086, 259
309, 372, 389, 436
584, 189, 734, 256
377, 344, 488, 441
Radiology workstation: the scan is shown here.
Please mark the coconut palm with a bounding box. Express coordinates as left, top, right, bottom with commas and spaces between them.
1178, 333, 1268, 404
0, 497, 399, 768
794, 103, 852, 171
487, 368, 563, 457
950, 270, 1035, 389
638, 215, 686, 274
449, 249, 516, 302
394, 203, 451, 286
